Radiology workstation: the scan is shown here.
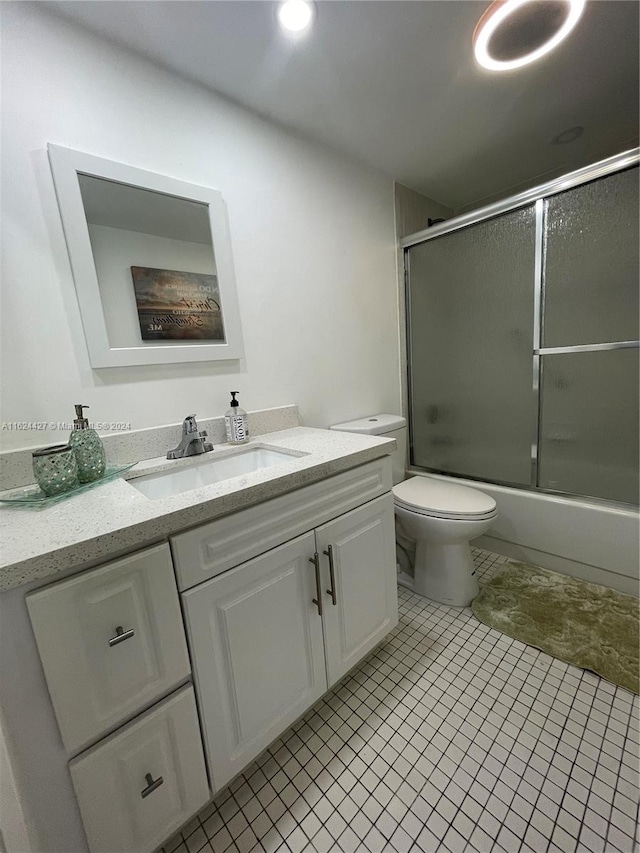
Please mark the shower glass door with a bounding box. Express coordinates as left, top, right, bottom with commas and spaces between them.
538, 166, 639, 504
405, 157, 639, 505
407, 206, 536, 486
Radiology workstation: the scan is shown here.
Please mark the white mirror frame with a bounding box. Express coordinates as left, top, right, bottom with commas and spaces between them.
48, 144, 244, 368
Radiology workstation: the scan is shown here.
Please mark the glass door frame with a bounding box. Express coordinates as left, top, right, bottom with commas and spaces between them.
402, 147, 640, 507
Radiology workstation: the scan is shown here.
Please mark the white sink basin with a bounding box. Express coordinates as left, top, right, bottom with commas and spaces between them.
127, 445, 306, 500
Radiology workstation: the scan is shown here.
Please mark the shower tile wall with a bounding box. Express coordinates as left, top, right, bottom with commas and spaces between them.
163, 550, 639, 853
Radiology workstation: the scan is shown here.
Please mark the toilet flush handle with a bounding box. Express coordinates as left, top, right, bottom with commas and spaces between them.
323, 546, 337, 605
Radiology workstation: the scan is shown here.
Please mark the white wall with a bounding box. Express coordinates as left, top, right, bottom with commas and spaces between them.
0, 3, 401, 452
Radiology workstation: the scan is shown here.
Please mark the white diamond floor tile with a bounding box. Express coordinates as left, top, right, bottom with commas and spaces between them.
163, 549, 640, 853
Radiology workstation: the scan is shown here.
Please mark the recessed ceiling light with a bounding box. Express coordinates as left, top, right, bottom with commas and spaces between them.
278, 0, 314, 33
473, 0, 586, 72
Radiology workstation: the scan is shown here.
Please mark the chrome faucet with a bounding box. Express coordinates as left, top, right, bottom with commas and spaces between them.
167, 415, 213, 459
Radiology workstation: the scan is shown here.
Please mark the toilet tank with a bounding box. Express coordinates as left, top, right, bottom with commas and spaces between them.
330, 414, 407, 485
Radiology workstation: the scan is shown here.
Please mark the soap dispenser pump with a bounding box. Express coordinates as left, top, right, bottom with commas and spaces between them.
69, 404, 106, 483
225, 392, 249, 445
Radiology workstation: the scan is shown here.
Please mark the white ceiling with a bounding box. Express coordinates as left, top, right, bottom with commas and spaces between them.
50, 0, 639, 211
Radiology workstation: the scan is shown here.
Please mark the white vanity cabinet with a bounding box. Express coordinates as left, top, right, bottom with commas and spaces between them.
19, 454, 396, 853
178, 460, 398, 792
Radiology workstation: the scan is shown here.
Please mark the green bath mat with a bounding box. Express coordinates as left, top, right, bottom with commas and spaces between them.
472, 563, 640, 695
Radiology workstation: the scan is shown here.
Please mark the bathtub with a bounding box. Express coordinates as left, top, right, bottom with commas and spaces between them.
406, 469, 640, 597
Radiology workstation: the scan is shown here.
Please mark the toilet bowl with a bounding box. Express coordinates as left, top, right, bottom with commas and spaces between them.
329, 415, 498, 607
393, 477, 497, 607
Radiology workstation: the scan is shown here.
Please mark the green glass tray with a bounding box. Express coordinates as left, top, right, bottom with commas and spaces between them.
0, 463, 136, 507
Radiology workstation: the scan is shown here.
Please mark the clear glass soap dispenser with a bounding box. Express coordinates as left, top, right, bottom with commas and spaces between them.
68, 404, 106, 483
224, 392, 249, 444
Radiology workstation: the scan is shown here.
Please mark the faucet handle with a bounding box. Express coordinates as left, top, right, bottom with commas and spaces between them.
183, 414, 198, 433
167, 415, 212, 459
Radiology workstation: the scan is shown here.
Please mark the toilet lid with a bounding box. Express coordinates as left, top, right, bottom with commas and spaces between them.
393, 477, 497, 518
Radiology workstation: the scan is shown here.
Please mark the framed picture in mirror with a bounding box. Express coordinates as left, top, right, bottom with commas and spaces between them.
48, 144, 244, 367
130, 266, 224, 342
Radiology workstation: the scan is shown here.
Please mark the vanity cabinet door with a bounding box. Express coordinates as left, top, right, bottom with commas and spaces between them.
69, 685, 209, 853
26, 543, 191, 755
316, 493, 398, 687
182, 533, 327, 792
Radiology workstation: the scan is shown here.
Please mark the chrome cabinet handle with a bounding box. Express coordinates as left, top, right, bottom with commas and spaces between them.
108, 626, 135, 647
323, 546, 337, 606
140, 772, 164, 799
309, 553, 323, 616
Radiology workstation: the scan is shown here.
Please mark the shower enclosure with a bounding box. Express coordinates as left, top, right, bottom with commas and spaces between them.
403, 150, 639, 507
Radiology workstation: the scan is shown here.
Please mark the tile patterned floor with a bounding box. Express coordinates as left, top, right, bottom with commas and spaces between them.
162, 549, 640, 853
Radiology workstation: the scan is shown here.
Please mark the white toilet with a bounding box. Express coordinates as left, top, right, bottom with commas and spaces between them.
330, 414, 498, 607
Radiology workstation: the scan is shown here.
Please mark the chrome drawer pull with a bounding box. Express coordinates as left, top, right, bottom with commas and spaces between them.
323, 546, 337, 605
108, 626, 135, 647
140, 772, 164, 799
309, 553, 323, 616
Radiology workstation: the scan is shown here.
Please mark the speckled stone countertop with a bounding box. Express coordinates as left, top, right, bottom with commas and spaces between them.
0, 428, 394, 592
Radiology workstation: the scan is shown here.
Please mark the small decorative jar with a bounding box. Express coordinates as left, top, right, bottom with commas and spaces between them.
32, 444, 79, 496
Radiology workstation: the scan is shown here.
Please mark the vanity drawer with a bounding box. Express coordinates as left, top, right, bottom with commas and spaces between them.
27, 543, 191, 755
172, 456, 392, 590
70, 685, 209, 853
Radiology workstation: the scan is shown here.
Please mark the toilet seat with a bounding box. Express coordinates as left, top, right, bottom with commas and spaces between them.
393, 476, 497, 520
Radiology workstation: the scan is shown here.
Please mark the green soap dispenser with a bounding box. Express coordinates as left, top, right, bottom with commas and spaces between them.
69, 404, 106, 483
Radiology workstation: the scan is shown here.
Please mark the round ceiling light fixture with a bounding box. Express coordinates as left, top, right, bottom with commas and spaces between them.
278, 0, 314, 33
473, 0, 586, 72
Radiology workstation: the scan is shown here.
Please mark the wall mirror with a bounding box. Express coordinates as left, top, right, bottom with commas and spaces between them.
48, 144, 244, 368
